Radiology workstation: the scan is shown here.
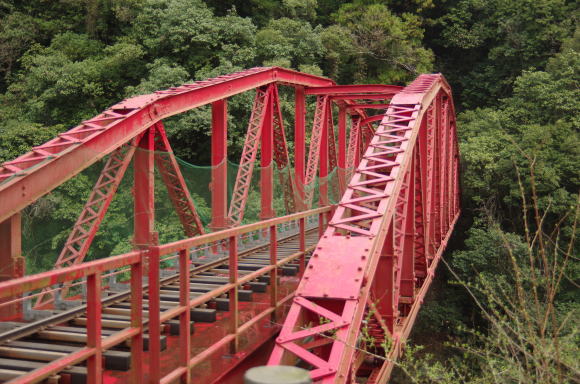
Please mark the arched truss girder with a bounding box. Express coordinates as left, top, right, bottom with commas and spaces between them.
0, 67, 335, 223
268, 74, 460, 383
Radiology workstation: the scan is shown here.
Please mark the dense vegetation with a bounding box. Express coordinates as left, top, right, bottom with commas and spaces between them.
0, 0, 578, 382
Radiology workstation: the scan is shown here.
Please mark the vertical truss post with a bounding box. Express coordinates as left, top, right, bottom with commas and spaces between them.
130, 256, 144, 384
0, 213, 23, 320
153, 122, 205, 237
400, 163, 416, 300
134, 127, 156, 249
270, 225, 278, 321
295, 86, 306, 210
147, 246, 161, 383
374, 226, 396, 333
442, 98, 451, 232
299, 217, 306, 273
260, 91, 275, 220
433, 95, 442, 247
425, 104, 436, 261
229, 236, 239, 353
86, 272, 102, 384
439, 97, 448, 240
393, 170, 412, 318
338, 106, 347, 195
319, 101, 329, 206
178, 249, 191, 382
210, 99, 229, 230
413, 137, 428, 281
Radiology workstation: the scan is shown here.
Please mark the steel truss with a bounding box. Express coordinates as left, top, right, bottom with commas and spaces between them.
0, 67, 460, 384
268, 74, 460, 383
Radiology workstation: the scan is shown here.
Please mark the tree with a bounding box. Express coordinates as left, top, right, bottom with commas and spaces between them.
432, 0, 575, 108
328, 3, 433, 84
256, 17, 324, 72
2, 33, 144, 126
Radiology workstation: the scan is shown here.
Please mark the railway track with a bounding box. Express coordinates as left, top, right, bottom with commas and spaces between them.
0, 225, 320, 383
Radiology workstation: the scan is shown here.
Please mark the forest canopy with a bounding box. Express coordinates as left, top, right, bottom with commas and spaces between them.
0, 0, 578, 382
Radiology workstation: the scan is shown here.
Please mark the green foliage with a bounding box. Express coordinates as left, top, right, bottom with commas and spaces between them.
330, 3, 434, 84
433, 0, 576, 108
3, 32, 145, 125
0, 2, 578, 381
458, 36, 579, 222
132, 0, 256, 73
256, 17, 324, 70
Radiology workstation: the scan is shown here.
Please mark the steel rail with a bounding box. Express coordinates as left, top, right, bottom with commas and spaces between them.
0, 225, 318, 345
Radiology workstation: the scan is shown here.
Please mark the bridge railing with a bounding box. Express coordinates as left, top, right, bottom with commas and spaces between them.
0, 206, 332, 383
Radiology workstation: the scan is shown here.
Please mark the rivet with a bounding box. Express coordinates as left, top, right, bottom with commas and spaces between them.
309, 265, 313, 269
357, 267, 362, 271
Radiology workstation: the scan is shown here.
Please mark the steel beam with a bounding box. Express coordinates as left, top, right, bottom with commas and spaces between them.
0, 213, 23, 320
268, 74, 459, 383
295, 87, 306, 209
153, 122, 205, 237
0, 67, 334, 223
34, 143, 136, 308
210, 100, 229, 230
338, 106, 347, 194
305, 85, 402, 95
260, 90, 275, 220
134, 128, 156, 249
229, 87, 271, 226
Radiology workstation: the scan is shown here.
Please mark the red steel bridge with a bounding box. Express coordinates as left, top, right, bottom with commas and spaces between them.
0, 67, 460, 383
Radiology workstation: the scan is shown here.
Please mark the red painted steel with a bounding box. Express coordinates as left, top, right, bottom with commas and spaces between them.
268, 74, 460, 383
260, 86, 275, 220
305, 85, 402, 95
134, 127, 156, 250
303, 96, 328, 207
33, 143, 136, 308
345, 116, 361, 183
271, 85, 298, 214
0, 213, 23, 319
210, 100, 229, 230
294, 86, 306, 209
229, 86, 271, 225
0, 67, 460, 384
153, 122, 205, 237
338, 106, 347, 194
0, 67, 333, 223
326, 101, 340, 202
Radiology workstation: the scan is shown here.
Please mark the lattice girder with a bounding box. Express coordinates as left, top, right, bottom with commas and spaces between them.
269, 74, 461, 383
34, 142, 137, 308
153, 122, 205, 237
303, 96, 329, 207
228, 86, 272, 226
270, 84, 298, 214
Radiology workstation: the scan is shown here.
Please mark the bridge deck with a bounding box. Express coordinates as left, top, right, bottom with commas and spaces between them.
0, 216, 324, 383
